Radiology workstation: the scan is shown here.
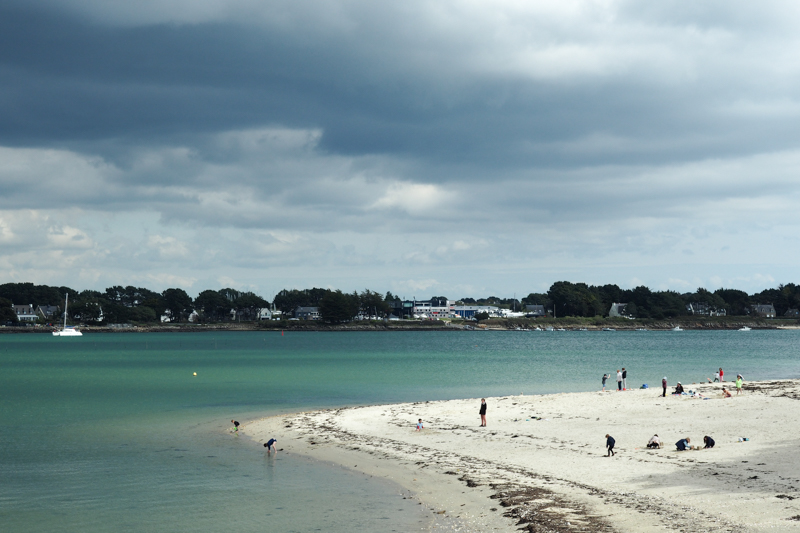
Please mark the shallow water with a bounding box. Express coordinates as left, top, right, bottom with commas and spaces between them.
1, 329, 798, 531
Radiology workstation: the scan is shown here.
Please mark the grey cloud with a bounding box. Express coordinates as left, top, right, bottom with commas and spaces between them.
3, 1, 800, 171
2, 1, 800, 296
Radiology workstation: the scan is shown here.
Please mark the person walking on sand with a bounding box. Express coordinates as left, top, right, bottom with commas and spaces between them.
736, 374, 744, 395
416, 418, 424, 431
713, 370, 720, 382
602, 373, 609, 391
662, 376, 667, 397
605, 434, 615, 456
479, 398, 487, 427
621, 367, 627, 390
231, 420, 240, 433
616, 370, 622, 391
264, 438, 277, 453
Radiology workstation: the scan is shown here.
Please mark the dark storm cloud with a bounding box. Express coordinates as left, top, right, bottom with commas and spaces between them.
3, 1, 799, 173
2, 1, 800, 296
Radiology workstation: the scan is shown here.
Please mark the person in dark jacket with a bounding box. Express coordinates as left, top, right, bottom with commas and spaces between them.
676, 437, 691, 451
605, 434, 616, 456
662, 377, 667, 397
621, 368, 627, 390
479, 398, 487, 427
703, 436, 715, 448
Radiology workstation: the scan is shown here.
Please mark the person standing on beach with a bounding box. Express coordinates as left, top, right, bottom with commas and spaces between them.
662, 377, 667, 397
231, 420, 240, 433
621, 368, 627, 390
719, 367, 724, 382
479, 398, 487, 427
264, 438, 277, 453
605, 434, 615, 456
416, 419, 424, 431
616, 370, 622, 391
736, 374, 744, 395
602, 373, 608, 391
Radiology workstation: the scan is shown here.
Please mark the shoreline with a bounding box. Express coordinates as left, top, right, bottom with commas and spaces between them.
2, 320, 798, 334
247, 380, 800, 532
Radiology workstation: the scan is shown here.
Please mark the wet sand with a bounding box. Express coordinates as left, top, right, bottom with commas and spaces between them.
248, 380, 800, 532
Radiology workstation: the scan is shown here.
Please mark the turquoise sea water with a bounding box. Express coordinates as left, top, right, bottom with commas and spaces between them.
1, 330, 799, 531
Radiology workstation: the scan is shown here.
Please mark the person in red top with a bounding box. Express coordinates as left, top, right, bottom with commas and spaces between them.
719, 367, 724, 382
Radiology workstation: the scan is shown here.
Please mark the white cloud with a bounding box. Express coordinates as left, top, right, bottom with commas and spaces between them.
371, 183, 454, 214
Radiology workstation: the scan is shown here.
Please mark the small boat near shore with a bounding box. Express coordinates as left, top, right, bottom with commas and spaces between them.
671, 326, 683, 332
739, 326, 752, 331
602, 327, 615, 331
53, 294, 82, 337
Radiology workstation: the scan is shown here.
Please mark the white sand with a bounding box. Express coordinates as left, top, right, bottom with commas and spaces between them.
248, 380, 800, 532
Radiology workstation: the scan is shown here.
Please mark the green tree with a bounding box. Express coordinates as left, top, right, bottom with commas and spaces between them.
70, 295, 103, 323
319, 290, 360, 323
714, 288, 750, 316
547, 282, 603, 317
360, 289, 389, 318
273, 288, 329, 315
162, 288, 193, 322
233, 292, 269, 321
127, 306, 158, 323
194, 290, 230, 322
0, 297, 17, 324
0, 282, 65, 306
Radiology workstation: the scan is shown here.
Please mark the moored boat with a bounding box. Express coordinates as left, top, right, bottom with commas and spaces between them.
53, 294, 83, 337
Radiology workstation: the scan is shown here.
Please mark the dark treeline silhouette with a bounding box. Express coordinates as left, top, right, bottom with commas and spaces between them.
518, 282, 800, 319
1, 281, 799, 325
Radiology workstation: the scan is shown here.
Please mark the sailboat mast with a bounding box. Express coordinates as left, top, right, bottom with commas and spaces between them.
64, 294, 69, 329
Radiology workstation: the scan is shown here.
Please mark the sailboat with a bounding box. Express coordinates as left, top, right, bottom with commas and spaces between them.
52, 294, 82, 337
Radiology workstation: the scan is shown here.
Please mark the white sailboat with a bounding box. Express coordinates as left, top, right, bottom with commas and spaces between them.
53, 294, 82, 337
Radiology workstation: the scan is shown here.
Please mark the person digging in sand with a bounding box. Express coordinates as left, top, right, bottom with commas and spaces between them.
416, 419, 424, 431
231, 420, 240, 433
676, 437, 691, 451
703, 436, 715, 448
722, 388, 732, 398
647, 434, 661, 449
264, 438, 277, 453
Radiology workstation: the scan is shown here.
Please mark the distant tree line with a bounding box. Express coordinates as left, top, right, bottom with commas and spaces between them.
518, 282, 800, 319
2, 280, 799, 325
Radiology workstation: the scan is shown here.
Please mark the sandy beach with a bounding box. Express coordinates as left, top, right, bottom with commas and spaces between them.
248, 380, 800, 532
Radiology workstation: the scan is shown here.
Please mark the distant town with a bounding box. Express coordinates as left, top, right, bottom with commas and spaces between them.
1, 281, 799, 328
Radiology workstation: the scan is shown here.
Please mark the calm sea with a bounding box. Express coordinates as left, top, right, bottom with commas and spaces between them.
1, 330, 799, 531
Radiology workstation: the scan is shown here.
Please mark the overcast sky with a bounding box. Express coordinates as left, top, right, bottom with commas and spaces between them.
1, 0, 798, 299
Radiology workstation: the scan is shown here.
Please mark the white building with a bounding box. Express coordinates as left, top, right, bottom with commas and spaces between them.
412, 299, 453, 319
